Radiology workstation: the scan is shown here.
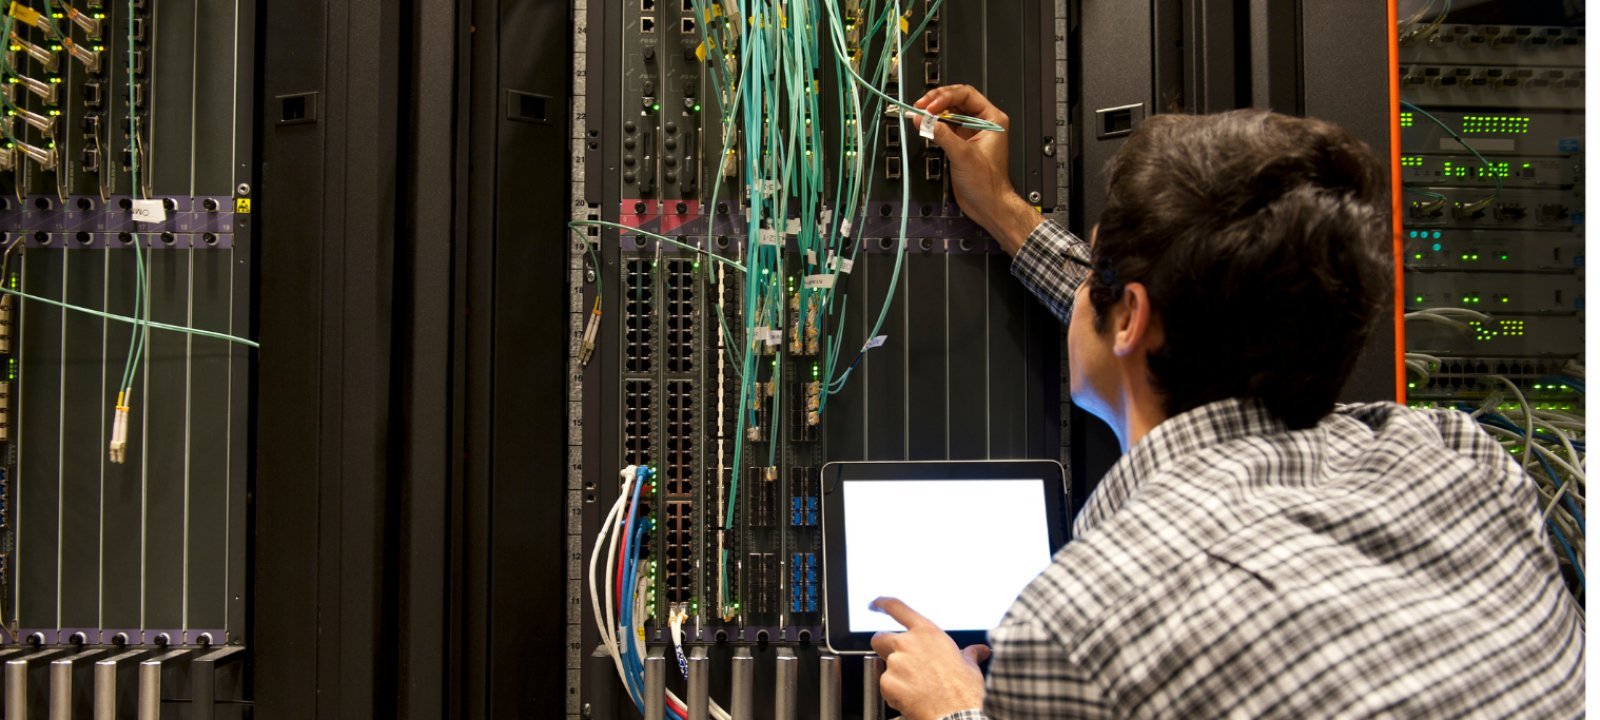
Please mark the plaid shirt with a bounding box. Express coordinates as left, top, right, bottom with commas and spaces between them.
942, 222, 1588, 718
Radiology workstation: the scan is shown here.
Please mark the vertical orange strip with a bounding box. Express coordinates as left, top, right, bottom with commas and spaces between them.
1388, 0, 1406, 403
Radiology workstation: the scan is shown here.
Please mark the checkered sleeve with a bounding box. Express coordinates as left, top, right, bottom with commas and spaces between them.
1425, 407, 1562, 563
937, 710, 989, 720
980, 611, 1110, 719
1008, 220, 1091, 326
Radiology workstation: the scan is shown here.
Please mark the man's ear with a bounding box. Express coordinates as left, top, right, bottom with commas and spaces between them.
1112, 282, 1161, 358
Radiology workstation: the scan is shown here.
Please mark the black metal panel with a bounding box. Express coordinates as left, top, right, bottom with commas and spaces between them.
484, 0, 571, 714
905, 253, 947, 460
144, 247, 189, 631
58, 248, 102, 630
17, 250, 63, 628
945, 254, 988, 460
254, 0, 402, 716
1301, 0, 1396, 404
863, 249, 908, 461
396, 0, 463, 716
101, 249, 144, 631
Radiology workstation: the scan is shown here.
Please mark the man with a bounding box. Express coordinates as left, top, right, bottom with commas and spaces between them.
866, 86, 1586, 718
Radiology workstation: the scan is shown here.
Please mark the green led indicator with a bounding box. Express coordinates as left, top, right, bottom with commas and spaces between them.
1414, 295, 1424, 303
1500, 254, 1509, 260
693, 104, 702, 112
1500, 297, 1509, 303
652, 103, 661, 112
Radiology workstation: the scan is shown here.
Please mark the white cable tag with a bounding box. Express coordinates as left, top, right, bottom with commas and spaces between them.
765, 328, 783, 346
863, 335, 888, 350
828, 256, 855, 274
804, 274, 835, 290
918, 114, 938, 140
130, 199, 166, 224
817, 208, 832, 230
757, 229, 781, 246
840, 219, 852, 238
785, 218, 802, 235
805, 249, 817, 266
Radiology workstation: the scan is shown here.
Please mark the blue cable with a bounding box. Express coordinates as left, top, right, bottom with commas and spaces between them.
619, 468, 650, 709
1474, 413, 1587, 530
1547, 518, 1586, 591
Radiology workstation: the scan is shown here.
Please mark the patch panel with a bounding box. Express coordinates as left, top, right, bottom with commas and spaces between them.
1405, 313, 1582, 357
1404, 188, 1581, 229
664, 501, 693, 603
664, 381, 695, 496
747, 552, 775, 615
749, 466, 776, 528
789, 466, 817, 528
1400, 24, 1584, 67
664, 259, 698, 372
624, 379, 655, 466
1403, 230, 1583, 273
1405, 271, 1583, 315
624, 258, 656, 372
1399, 155, 1576, 188
1407, 356, 1585, 400
789, 552, 817, 614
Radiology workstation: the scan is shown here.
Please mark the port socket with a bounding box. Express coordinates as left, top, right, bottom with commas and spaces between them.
884, 121, 901, 148
1494, 203, 1526, 221
925, 154, 943, 180
641, 0, 656, 10
641, 17, 656, 32
886, 156, 902, 179
925, 31, 940, 55
924, 60, 940, 86
681, 17, 696, 33
83, 80, 102, 108
1537, 204, 1571, 224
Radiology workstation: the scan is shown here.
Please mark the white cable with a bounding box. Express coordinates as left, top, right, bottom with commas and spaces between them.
589, 467, 633, 699
1489, 375, 1535, 463
1403, 312, 1472, 333
1481, 425, 1588, 483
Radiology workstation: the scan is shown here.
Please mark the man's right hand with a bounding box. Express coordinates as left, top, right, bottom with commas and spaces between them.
913, 85, 1043, 255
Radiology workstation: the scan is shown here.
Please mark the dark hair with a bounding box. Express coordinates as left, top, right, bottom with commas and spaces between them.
1091, 110, 1391, 429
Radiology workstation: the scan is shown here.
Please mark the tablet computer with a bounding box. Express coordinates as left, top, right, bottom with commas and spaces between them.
821, 460, 1069, 654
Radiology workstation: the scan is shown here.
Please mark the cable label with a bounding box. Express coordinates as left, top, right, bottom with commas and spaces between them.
919, 113, 938, 140
803, 274, 835, 290
863, 335, 888, 350
130, 199, 167, 224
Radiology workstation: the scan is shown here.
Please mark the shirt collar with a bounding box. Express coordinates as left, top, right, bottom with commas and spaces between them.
1073, 397, 1288, 537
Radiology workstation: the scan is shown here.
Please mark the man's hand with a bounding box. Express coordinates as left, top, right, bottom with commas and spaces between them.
870, 597, 989, 720
913, 86, 1042, 255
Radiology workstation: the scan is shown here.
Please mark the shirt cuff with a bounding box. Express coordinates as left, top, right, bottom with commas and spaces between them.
1008, 220, 1091, 327
938, 710, 990, 720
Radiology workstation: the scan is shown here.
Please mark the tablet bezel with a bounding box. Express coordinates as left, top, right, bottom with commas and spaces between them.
821, 459, 1069, 655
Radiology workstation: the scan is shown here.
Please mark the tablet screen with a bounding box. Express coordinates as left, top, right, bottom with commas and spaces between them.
840, 478, 1054, 633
